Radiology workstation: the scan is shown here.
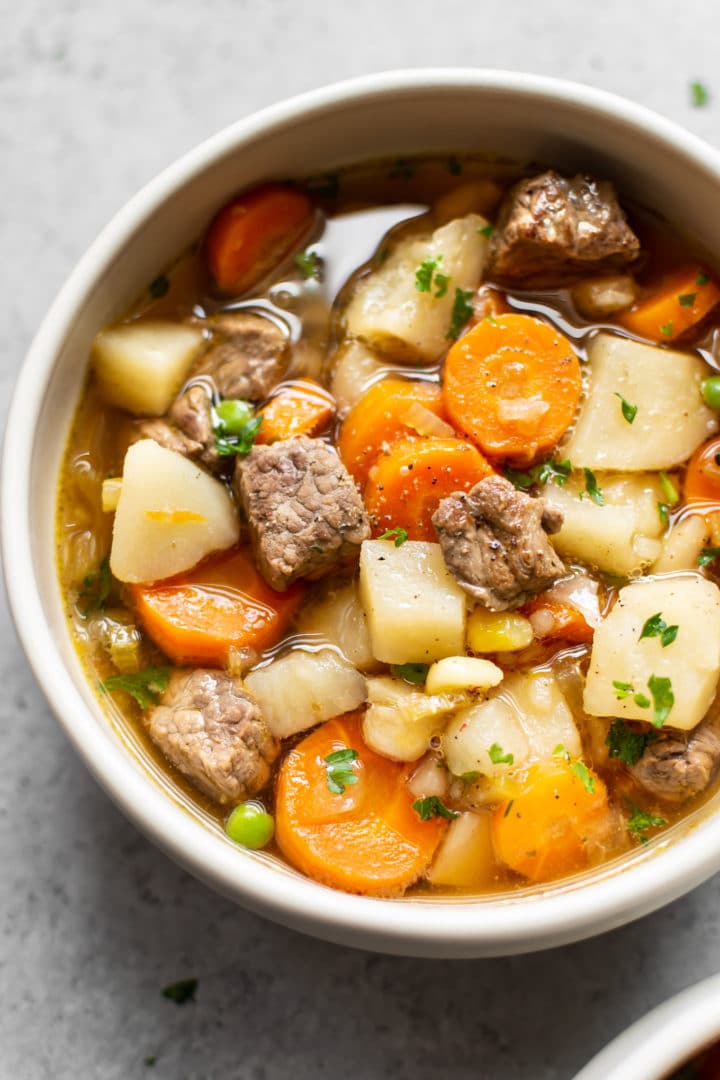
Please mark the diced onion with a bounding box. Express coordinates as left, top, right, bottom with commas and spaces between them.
403, 401, 455, 439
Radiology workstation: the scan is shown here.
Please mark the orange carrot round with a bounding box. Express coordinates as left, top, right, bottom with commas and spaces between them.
337, 377, 449, 488
442, 313, 582, 465
256, 379, 335, 444
275, 714, 447, 895
618, 264, 720, 344
132, 546, 303, 666
492, 759, 609, 883
363, 436, 493, 541
684, 436, 720, 505
206, 183, 314, 295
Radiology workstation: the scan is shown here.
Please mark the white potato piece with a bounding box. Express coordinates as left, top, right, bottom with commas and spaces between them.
295, 581, 377, 672
110, 440, 239, 584
362, 676, 464, 762
432, 180, 505, 224
427, 811, 497, 889
571, 275, 638, 318
498, 671, 582, 760
425, 657, 503, 695
545, 472, 665, 576
652, 514, 709, 574
244, 649, 366, 740
562, 332, 717, 470
344, 214, 489, 363
359, 540, 467, 664
329, 339, 387, 418
92, 321, 206, 416
584, 574, 720, 731
443, 698, 529, 779
407, 754, 449, 799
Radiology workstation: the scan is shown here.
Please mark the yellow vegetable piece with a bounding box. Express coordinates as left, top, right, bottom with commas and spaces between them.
101, 477, 123, 513
425, 656, 503, 695
467, 609, 533, 653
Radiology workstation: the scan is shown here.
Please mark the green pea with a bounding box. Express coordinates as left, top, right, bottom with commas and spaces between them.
225, 801, 274, 849
701, 377, 720, 411
215, 399, 254, 434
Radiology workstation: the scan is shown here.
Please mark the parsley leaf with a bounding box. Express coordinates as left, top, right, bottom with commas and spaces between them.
678, 292, 696, 308
488, 743, 514, 765
633, 692, 651, 709
478, 224, 494, 238
504, 458, 572, 491
606, 719, 657, 766
150, 274, 170, 299
659, 471, 679, 505
657, 502, 670, 526
78, 556, 112, 615
648, 674, 674, 727
391, 663, 428, 685
324, 747, 359, 795
447, 287, 474, 339
412, 796, 459, 821
698, 546, 720, 567
214, 415, 263, 457
553, 743, 570, 761
162, 979, 197, 1005
460, 770, 480, 785
660, 320, 674, 338
433, 272, 450, 298
690, 81, 710, 108
697, 271, 710, 286
583, 468, 604, 505
415, 256, 440, 293
613, 680, 635, 700
639, 612, 679, 648
379, 526, 409, 547
100, 667, 171, 710
625, 799, 667, 844
614, 392, 637, 424
572, 760, 596, 794
294, 250, 319, 279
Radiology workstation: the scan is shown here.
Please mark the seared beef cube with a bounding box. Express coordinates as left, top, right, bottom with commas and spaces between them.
168, 383, 219, 472
195, 311, 288, 402
235, 436, 370, 591
631, 717, 720, 804
132, 417, 204, 458
489, 170, 640, 283
147, 669, 277, 804
432, 475, 565, 611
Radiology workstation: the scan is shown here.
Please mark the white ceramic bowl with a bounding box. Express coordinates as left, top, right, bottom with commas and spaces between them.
6, 69, 720, 958
574, 972, 720, 1079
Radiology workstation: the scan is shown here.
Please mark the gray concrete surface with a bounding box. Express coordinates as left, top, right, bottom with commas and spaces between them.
3, 2, 720, 1077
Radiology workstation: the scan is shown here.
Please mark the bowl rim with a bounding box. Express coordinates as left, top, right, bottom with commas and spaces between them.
7, 67, 720, 957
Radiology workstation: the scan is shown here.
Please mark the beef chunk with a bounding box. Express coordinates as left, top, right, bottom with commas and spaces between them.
489, 170, 640, 283
432, 475, 565, 611
194, 311, 288, 402
132, 417, 203, 458
631, 717, 720, 804
235, 436, 370, 591
147, 669, 277, 804
168, 382, 219, 472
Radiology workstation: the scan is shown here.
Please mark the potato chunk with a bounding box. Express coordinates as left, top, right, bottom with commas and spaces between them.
110, 440, 239, 583
362, 676, 464, 761
562, 332, 717, 470
92, 321, 206, 416
427, 811, 497, 889
359, 540, 466, 664
295, 581, 377, 672
544, 472, 664, 576
344, 214, 489, 363
244, 649, 366, 739
584, 574, 720, 731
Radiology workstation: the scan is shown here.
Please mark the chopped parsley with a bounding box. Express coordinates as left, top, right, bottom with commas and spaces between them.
488, 743, 514, 765
478, 224, 494, 238
606, 719, 657, 766
214, 415, 263, 457
446, 287, 474, 340
660, 320, 674, 338
379, 526, 409, 546
324, 747, 359, 795
553, 743, 570, 760
162, 979, 197, 1005
639, 612, 679, 648
460, 770, 480, 785
414, 255, 449, 297
697, 270, 710, 286
583, 468, 604, 506
389, 158, 415, 180
698, 546, 720, 567
504, 458, 572, 491
149, 274, 170, 299
612, 680, 635, 700
625, 799, 668, 844
648, 674, 674, 727
678, 292, 696, 308
659, 471, 679, 505
633, 693, 651, 709
447, 157, 463, 176
614, 392, 637, 424
100, 667, 171, 710
690, 81, 710, 108
294, 249, 319, 279
571, 760, 596, 794
78, 556, 112, 615
504, 799, 514, 817
391, 663, 428, 685
412, 796, 459, 821
657, 502, 670, 526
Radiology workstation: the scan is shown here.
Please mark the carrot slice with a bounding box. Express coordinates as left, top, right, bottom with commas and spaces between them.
523, 596, 595, 644
132, 546, 303, 666
275, 714, 447, 895
337, 377, 449, 488
256, 379, 335, 443
205, 183, 314, 294
618, 264, 720, 344
492, 759, 610, 883
684, 436, 720, 505
442, 313, 582, 465
364, 436, 493, 541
